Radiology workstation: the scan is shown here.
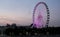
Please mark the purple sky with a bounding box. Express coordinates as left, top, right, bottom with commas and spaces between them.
0, 0, 60, 27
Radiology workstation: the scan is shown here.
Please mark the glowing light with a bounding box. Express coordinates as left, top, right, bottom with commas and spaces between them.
33, 2, 50, 28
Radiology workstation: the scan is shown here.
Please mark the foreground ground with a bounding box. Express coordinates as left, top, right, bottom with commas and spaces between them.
0, 35, 60, 37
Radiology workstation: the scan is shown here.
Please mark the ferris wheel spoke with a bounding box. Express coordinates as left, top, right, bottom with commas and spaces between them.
33, 2, 50, 28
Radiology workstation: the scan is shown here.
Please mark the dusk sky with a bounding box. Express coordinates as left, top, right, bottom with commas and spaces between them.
0, 0, 60, 27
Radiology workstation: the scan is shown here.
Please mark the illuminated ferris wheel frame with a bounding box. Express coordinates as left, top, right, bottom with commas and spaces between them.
33, 2, 50, 28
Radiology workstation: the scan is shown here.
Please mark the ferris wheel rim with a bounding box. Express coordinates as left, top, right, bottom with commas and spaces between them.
33, 2, 50, 28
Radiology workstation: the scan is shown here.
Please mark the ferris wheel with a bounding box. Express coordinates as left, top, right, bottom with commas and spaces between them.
33, 2, 50, 28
